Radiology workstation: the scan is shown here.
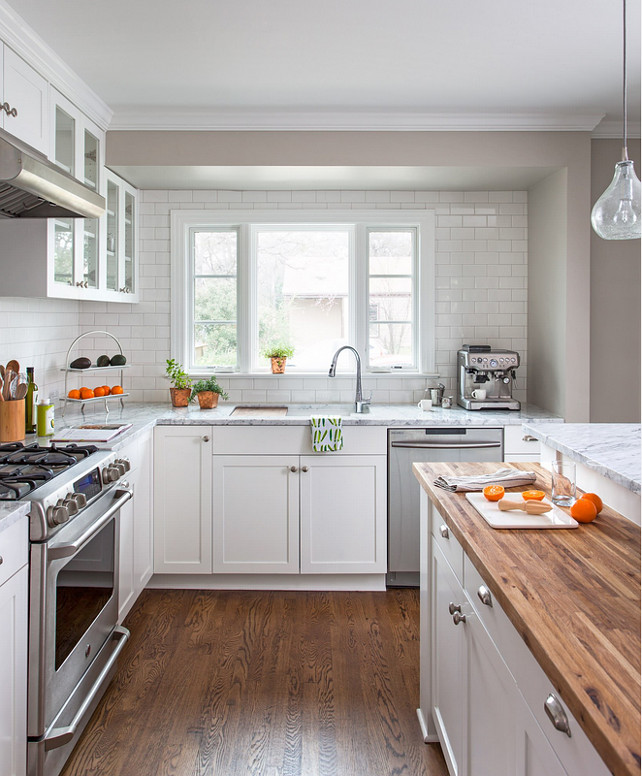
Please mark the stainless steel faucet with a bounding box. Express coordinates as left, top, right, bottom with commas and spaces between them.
328, 346, 371, 413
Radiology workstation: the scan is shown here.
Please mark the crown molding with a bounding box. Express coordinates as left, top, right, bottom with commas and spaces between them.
108, 109, 607, 133
591, 119, 642, 139
0, 0, 112, 130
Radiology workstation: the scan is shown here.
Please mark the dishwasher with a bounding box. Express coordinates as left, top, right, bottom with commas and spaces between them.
387, 426, 503, 586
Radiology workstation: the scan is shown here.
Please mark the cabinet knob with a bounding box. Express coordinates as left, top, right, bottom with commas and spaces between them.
477, 585, 493, 607
440, 524, 449, 539
452, 612, 467, 625
544, 693, 572, 737
202, 435, 210, 442
0, 555, 3, 565
290, 465, 298, 473
301, 466, 309, 472
448, 602, 462, 615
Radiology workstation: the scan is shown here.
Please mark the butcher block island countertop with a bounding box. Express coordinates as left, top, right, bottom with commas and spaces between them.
413, 461, 641, 776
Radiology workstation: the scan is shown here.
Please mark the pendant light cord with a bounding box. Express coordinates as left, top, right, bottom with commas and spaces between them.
622, 0, 629, 161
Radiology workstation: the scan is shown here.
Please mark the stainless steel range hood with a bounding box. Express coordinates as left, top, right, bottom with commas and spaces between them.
0, 130, 105, 219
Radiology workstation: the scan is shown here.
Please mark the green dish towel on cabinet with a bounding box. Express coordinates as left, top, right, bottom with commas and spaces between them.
310, 416, 344, 452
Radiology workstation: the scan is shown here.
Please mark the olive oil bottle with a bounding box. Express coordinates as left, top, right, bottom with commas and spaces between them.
25, 367, 38, 434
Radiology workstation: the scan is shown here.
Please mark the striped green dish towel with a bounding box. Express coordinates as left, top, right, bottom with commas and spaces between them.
310, 416, 344, 452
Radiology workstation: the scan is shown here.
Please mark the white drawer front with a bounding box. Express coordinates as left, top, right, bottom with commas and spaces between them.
503, 425, 541, 457
431, 515, 463, 582
0, 514, 28, 587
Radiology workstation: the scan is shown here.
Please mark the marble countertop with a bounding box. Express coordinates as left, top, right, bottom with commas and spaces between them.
0, 501, 29, 536
523, 423, 641, 495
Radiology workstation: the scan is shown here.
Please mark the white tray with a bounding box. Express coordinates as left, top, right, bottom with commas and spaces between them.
465, 492, 578, 530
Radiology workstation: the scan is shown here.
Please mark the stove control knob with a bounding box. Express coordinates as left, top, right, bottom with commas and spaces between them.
72, 492, 87, 509
102, 466, 117, 483
118, 458, 131, 473
63, 494, 79, 516
47, 503, 70, 526
114, 461, 126, 477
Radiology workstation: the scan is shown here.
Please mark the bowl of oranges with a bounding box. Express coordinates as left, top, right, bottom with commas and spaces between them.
67, 385, 124, 401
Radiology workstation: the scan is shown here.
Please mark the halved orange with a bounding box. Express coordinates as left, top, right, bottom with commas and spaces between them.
483, 484, 505, 502
522, 489, 546, 501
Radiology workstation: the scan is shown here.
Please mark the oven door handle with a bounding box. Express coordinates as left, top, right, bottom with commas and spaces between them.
44, 625, 130, 751
48, 488, 133, 561
390, 441, 502, 449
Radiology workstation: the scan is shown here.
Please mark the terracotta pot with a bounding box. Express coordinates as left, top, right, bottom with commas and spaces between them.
197, 391, 219, 409
270, 357, 287, 374
170, 387, 191, 407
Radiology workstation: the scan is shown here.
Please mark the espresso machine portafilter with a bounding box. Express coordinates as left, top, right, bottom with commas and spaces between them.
457, 345, 521, 410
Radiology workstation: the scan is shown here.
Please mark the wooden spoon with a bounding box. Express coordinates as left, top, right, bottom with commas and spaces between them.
6, 360, 19, 374
497, 498, 553, 515
3, 369, 13, 400
13, 383, 27, 400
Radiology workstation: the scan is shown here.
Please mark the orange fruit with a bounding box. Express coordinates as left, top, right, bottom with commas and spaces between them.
67, 389, 81, 400
80, 387, 95, 400
570, 498, 598, 523
483, 484, 505, 502
522, 489, 546, 501
580, 492, 603, 514
94, 386, 106, 397
111, 385, 124, 395
101, 385, 111, 395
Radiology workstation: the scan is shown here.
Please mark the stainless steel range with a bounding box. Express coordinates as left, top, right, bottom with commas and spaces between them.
0, 442, 133, 776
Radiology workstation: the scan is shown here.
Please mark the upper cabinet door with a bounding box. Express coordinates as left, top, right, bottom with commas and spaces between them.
2, 46, 49, 155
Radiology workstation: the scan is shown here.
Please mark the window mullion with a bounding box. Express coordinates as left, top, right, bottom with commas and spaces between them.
237, 223, 251, 373
353, 224, 367, 358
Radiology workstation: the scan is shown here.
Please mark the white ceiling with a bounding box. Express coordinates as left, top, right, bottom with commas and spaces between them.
7, 0, 641, 189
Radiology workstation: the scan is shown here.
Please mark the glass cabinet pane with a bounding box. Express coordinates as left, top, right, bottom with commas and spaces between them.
54, 219, 74, 285
124, 191, 135, 292
83, 130, 98, 190
106, 181, 119, 291
54, 107, 75, 175
83, 219, 98, 288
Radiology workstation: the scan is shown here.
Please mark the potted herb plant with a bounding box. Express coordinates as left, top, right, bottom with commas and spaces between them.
165, 358, 193, 407
262, 345, 294, 374
190, 377, 229, 409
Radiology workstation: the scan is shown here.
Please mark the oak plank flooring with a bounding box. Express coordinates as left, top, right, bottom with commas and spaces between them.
61, 589, 447, 776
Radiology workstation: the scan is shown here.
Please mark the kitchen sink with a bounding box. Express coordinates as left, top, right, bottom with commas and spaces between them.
230, 404, 357, 417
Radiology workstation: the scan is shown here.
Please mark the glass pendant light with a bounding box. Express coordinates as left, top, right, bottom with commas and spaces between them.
591, 0, 641, 240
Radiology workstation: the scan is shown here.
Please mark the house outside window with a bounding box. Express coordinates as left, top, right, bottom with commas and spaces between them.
171, 210, 435, 374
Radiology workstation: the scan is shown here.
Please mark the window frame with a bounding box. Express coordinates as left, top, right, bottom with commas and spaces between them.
171, 209, 435, 375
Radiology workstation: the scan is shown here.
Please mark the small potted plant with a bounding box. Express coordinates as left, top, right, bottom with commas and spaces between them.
190, 377, 229, 409
262, 344, 294, 374
165, 359, 193, 407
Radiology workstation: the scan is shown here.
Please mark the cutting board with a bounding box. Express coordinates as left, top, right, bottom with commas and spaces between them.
465, 492, 578, 529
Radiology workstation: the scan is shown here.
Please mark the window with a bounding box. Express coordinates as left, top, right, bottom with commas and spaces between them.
171, 209, 434, 374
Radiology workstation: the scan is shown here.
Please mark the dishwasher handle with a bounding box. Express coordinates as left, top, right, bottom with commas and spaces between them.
390, 441, 502, 450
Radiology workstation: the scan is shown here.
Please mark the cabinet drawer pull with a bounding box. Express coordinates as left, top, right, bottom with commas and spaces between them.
1, 102, 17, 118
477, 585, 492, 607
544, 693, 571, 737
439, 524, 449, 539
202, 436, 210, 443
448, 602, 462, 615
290, 465, 298, 473
452, 612, 466, 625
522, 434, 538, 442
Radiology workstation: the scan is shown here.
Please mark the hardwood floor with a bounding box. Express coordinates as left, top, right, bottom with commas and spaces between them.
61, 589, 447, 776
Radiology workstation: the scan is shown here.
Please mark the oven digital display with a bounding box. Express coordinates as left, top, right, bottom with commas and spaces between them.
73, 468, 101, 500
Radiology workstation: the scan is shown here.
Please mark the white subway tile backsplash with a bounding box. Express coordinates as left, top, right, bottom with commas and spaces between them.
0, 188, 528, 406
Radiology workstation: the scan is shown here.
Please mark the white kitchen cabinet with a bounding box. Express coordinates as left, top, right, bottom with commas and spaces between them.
504, 425, 540, 462
420, 495, 610, 776
212, 455, 299, 573
300, 454, 386, 574
0, 514, 29, 776
103, 169, 138, 299
153, 427, 212, 574
1, 43, 48, 154
211, 451, 387, 576
118, 429, 153, 622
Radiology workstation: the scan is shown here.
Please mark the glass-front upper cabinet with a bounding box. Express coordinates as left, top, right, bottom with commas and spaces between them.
103, 169, 138, 299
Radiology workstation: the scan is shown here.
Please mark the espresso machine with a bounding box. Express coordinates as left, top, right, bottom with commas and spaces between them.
457, 344, 521, 410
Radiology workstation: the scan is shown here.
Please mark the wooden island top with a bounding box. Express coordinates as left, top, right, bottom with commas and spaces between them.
413, 460, 641, 776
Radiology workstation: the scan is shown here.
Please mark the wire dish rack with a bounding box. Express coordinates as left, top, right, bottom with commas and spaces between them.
61, 330, 129, 417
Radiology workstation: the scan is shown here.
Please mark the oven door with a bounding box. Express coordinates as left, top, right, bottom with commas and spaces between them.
28, 486, 132, 742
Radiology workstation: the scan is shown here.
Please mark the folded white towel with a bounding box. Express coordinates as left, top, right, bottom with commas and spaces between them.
310, 416, 343, 453
434, 467, 537, 492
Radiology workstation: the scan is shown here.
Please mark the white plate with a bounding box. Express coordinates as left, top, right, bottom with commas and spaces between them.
465, 492, 578, 529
